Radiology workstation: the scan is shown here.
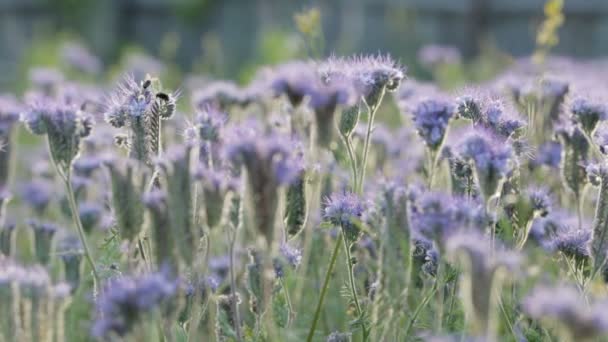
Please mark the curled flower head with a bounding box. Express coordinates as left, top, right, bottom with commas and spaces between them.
22, 98, 93, 170
410, 97, 455, 151
191, 106, 228, 143
92, 271, 178, 339
320, 54, 404, 108
20, 179, 54, 214
27, 220, 58, 265
323, 192, 366, 244
458, 129, 512, 200
570, 96, 607, 135
522, 284, 608, 340
105, 75, 178, 166
410, 192, 485, 248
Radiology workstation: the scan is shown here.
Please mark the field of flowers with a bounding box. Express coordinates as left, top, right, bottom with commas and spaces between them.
2, 38, 608, 342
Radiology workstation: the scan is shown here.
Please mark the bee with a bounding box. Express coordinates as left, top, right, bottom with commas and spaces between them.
142, 79, 152, 89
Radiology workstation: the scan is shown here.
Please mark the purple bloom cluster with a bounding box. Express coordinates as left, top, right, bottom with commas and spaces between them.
323, 192, 366, 244
522, 284, 608, 340
411, 98, 455, 150
93, 272, 178, 338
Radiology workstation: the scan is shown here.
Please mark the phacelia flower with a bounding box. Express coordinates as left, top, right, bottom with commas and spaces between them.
556, 121, 589, 197
447, 230, 520, 337
458, 129, 512, 201
534, 141, 562, 168
28, 220, 58, 265
20, 179, 54, 215
323, 192, 366, 245
320, 54, 404, 109
92, 271, 178, 339
418, 44, 461, 68
60, 41, 102, 75
195, 166, 237, 228
192, 80, 252, 110
570, 97, 607, 135
56, 234, 83, 293
522, 284, 608, 340
105, 75, 178, 166
78, 202, 103, 233
224, 122, 300, 244
22, 98, 94, 173
411, 98, 455, 151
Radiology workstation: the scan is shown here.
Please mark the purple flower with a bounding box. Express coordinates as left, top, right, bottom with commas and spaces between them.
121, 52, 165, 81
410, 192, 486, 248
418, 44, 461, 67
20, 179, 54, 214
548, 225, 592, 261
534, 141, 562, 168
28, 67, 64, 92
27, 219, 58, 265
92, 271, 178, 339
320, 54, 404, 108
411, 98, 455, 151
60, 41, 102, 75
191, 80, 251, 110
323, 192, 366, 244
458, 129, 512, 200
570, 96, 607, 135
22, 97, 93, 169
522, 284, 608, 340
593, 123, 608, 155
78, 202, 103, 233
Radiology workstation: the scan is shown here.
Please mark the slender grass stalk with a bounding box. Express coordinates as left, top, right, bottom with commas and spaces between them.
306, 233, 343, 342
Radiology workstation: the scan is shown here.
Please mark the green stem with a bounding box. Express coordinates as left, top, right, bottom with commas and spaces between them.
435, 261, 445, 332
403, 284, 438, 338
342, 135, 359, 191
342, 236, 369, 341
64, 173, 101, 293
357, 95, 384, 194
226, 227, 242, 341
306, 233, 343, 342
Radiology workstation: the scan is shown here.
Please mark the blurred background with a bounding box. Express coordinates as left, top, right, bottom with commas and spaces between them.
0, 0, 603, 90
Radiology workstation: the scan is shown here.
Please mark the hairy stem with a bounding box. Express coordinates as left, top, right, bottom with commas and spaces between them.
306, 233, 343, 342
64, 173, 101, 293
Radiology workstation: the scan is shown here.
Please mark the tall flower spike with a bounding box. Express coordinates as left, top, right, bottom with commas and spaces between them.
157, 145, 197, 264
92, 271, 178, 339
105, 158, 148, 242
56, 235, 83, 293
447, 230, 520, 339
570, 97, 607, 136
224, 122, 300, 245
142, 189, 177, 271
195, 166, 236, 229
411, 98, 455, 152
105, 75, 178, 167
323, 192, 366, 245
586, 163, 608, 274
556, 121, 589, 199
458, 129, 512, 201
522, 284, 608, 340
22, 98, 93, 175
28, 220, 58, 266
